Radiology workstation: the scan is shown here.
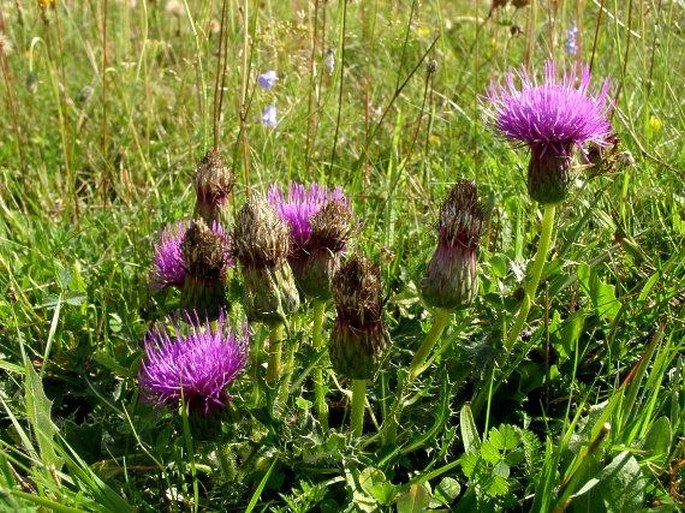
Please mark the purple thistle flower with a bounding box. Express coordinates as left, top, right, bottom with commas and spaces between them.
267, 182, 348, 248
261, 104, 278, 128
257, 70, 278, 90
486, 60, 613, 203
267, 183, 352, 300
151, 221, 232, 290
138, 310, 250, 415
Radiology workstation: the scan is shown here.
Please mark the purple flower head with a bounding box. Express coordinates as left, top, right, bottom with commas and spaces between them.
267, 182, 348, 248
151, 221, 232, 290
257, 70, 278, 90
138, 310, 250, 415
486, 60, 612, 157
262, 104, 278, 128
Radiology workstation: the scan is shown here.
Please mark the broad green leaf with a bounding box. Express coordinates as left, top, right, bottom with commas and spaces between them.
480, 440, 501, 465
597, 451, 646, 512
396, 484, 431, 513
641, 416, 671, 464
485, 474, 509, 497
489, 425, 519, 451
576, 263, 620, 322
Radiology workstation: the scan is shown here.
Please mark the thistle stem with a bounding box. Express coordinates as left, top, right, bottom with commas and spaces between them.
350, 379, 367, 437
312, 300, 329, 428
266, 323, 285, 386
409, 308, 452, 380
504, 203, 556, 352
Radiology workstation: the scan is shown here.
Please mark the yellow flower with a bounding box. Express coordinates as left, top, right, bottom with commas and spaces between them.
648, 115, 662, 132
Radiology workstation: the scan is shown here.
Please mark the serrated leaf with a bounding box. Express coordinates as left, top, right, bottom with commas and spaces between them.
460, 452, 479, 479
396, 484, 431, 513
485, 474, 509, 497
489, 425, 519, 451
480, 440, 501, 465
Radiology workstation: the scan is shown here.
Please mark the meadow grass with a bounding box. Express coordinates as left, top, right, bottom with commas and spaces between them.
0, 0, 684, 511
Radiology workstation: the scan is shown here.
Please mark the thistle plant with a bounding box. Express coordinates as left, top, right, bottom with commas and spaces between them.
486, 60, 612, 352
233, 197, 300, 385
410, 180, 484, 380
329, 255, 387, 436
193, 149, 234, 226
268, 182, 352, 425
138, 310, 249, 416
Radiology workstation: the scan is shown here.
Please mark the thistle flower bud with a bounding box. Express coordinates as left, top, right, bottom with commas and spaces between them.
421, 180, 483, 310
329, 255, 388, 380
193, 149, 234, 225
234, 198, 299, 325
241, 264, 300, 327
290, 200, 354, 300
234, 198, 290, 267
181, 219, 232, 318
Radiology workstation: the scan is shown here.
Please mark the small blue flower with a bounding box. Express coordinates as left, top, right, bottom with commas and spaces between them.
262, 104, 278, 128
565, 24, 579, 56
257, 70, 278, 90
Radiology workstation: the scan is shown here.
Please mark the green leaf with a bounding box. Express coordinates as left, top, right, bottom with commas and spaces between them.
396, 484, 432, 513
576, 263, 620, 322
558, 312, 584, 358
485, 474, 509, 497
24, 362, 62, 471
641, 416, 671, 464
480, 440, 501, 465
434, 477, 461, 505
359, 467, 395, 505
489, 254, 509, 278
597, 451, 646, 513
489, 425, 519, 451
460, 452, 479, 479
460, 404, 480, 453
